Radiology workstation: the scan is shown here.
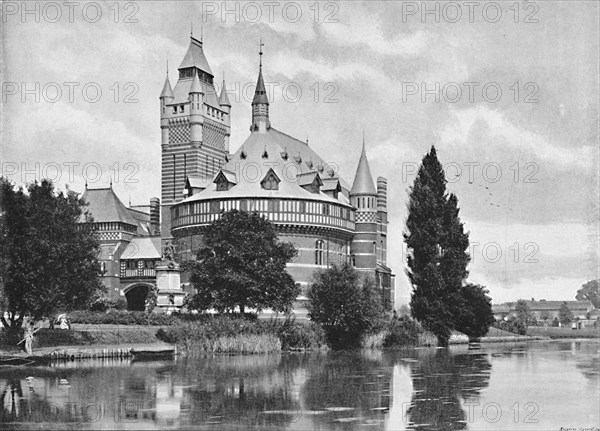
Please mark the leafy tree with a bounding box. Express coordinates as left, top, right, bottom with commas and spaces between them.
511, 299, 534, 335
453, 284, 495, 341
0, 178, 103, 330
308, 262, 383, 349
404, 146, 472, 346
559, 302, 574, 325
186, 210, 298, 314
576, 279, 599, 308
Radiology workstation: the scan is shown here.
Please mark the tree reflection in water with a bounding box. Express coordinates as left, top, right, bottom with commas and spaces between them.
176, 353, 307, 427
405, 350, 491, 430
301, 350, 392, 425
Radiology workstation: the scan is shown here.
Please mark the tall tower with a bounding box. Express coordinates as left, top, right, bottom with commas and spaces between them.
350, 138, 378, 278
159, 35, 231, 241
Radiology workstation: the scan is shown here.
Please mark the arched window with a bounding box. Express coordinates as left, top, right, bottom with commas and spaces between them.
315, 240, 324, 265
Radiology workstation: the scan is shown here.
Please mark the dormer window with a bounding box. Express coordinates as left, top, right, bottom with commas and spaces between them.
214, 170, 237, 192
261, 169, 280, 191
297, 172, 323, 194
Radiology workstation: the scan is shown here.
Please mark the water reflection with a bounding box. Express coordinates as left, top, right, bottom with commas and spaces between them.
0, 341, 598, 430
404, 350, 491, 430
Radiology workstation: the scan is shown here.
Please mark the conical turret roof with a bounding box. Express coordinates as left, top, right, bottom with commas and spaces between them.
252, 66, 269, 105
160, 75, 173, 98
219, 79, 231, 106
189, 71, 202, 94
350, 141, 377, 195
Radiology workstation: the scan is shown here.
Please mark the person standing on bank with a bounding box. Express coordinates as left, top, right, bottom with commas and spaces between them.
19, 323, 40, 355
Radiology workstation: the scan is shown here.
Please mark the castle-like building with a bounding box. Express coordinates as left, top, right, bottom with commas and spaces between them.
83, 34, 394, 312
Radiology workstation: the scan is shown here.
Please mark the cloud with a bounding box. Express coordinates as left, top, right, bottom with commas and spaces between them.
440, 105, 595, 171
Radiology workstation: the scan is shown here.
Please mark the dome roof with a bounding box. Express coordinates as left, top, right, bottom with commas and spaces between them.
181, 128, 351, 206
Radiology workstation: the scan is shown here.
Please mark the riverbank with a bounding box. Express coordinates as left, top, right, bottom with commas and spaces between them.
0, 342, 175, 365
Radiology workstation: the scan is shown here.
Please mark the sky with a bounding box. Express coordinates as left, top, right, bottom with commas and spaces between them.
2, 1, 598, 305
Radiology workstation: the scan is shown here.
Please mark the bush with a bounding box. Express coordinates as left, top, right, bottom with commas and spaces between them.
258, 317, 326, 350
156, 316, 325, 354
68, 310, 176, 326
383, 318, 424, 347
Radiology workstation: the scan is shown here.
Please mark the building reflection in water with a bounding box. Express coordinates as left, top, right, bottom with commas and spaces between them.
2, 342, 598, 430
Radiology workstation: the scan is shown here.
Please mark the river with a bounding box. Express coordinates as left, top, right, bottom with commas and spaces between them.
1, 340, 598, 430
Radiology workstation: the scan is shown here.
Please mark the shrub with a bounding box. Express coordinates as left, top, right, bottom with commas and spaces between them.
156, 316, 325, 354
258, 317, 326, 350
383, 318, 424, 347
68, 310, 176, 326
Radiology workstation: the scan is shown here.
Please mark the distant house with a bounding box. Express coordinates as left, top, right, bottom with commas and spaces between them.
492, 304, 510, 320
493, 300, 594, 322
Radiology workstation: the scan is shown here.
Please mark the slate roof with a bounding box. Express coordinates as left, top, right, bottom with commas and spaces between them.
172, 77, 221, 108
178, 36, 213, 75
186, 176, 212, 189
80, 188, 138, 226
180, 127, 352, 207
219, 80, 231, 106
351, 142, 377, 196
252, 66, 269, 105
121, 237, 162, 260
160, 76, 174, 98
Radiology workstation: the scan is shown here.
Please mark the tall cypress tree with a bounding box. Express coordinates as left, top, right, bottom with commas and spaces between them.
404, 146, 471, 346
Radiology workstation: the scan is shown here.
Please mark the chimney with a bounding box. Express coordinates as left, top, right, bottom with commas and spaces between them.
150, 197, 160, 236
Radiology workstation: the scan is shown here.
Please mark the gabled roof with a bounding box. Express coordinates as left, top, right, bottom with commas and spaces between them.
178, 36, 213, 76
214, 170, 237, 184
297, 172, 323, 187
261, 168, 281, 183
186, 176, 212, 189
80, 187, 138, 226
121, 237, 162, 260
99, 243, 120, 260
351, 141, 377, 196
322, 178, 342, 192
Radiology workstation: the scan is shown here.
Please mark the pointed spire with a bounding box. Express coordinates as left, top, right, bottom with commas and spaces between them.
252, 42, 269, 107
219, 77, 231, 106
160, 72, 174, 99
350, 137, 377, 196
251, 39, 270, 131
189, 70, 202, 94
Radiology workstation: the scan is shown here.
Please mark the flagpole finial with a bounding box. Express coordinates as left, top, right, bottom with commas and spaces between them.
259, 39, 264, 67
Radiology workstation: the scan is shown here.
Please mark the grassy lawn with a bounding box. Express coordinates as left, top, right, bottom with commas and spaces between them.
526, 326, 600, 338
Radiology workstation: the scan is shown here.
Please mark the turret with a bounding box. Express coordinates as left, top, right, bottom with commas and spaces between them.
189, 71, 204, 144
376, 177, 388, 265
251, 41, 270, 133
349, 137, 378, 275
159, 73, 174, 146
150, 197, 160, 236
219, 79, 232, 152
